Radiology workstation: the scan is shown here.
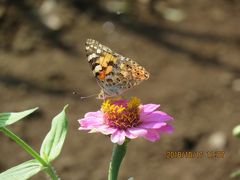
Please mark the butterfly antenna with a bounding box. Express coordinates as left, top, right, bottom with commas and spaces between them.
73, 91, 98, 99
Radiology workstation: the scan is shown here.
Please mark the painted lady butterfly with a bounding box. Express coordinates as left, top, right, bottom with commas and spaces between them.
85, 39, 149, 99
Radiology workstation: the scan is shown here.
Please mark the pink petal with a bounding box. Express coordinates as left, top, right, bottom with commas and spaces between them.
140, 111, 173, 123
96, 126, 117, 135
84, 111, 103, 118
125, 130, 138, 139
81, 125, 115, 135
89, 128, 101, 133
127, 127, 148, 137
138, 122, 167, 129
156, 125, 174, 133
79, 117, 103, 127
142, 130, 160, 142
111, 130, 126, 145
78, 126, 91, 130
141, 104, 160, 114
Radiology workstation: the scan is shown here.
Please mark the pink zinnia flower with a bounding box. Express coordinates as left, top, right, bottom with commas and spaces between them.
78, 97, 173, 145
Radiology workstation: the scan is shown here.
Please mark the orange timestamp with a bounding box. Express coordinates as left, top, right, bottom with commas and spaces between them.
165, 151, 225, 159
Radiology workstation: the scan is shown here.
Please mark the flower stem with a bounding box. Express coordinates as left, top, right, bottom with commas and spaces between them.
108, 142, 127, 180
0, 127, 58, 180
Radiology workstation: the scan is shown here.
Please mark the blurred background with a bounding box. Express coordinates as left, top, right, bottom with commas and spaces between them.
0, 0, 240, 179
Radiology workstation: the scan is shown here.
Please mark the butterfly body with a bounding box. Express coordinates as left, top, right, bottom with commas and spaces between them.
85, 39, 149, 99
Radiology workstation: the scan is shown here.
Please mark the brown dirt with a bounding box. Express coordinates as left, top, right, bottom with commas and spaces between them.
0, 0, 240, 180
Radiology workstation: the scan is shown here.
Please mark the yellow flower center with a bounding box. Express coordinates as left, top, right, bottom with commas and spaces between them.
101, 97, 141, 129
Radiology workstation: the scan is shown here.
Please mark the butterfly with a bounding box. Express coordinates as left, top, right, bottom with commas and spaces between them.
85, 39, 150, 99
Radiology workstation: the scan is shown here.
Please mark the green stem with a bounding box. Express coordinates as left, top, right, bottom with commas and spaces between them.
108, 142, 127, 180
0, 127, 58, 180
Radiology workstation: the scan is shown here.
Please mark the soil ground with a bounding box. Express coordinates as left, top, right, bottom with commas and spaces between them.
0, 0, 240, 180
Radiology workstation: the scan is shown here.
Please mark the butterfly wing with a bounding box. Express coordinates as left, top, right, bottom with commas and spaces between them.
85, 39, 149, 98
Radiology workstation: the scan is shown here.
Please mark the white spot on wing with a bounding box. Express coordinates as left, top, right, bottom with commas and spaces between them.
88, 53, 98, 61
97, 49, 101, 54
102, 47, 107, 51
94, 65, 102, 72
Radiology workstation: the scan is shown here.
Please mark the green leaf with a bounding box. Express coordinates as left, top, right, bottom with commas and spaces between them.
40, 105, 68, 162
0, 107, 38, 128
230, 169, 240, 178
0, 159, 43, 180
233, 125, 240, 138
